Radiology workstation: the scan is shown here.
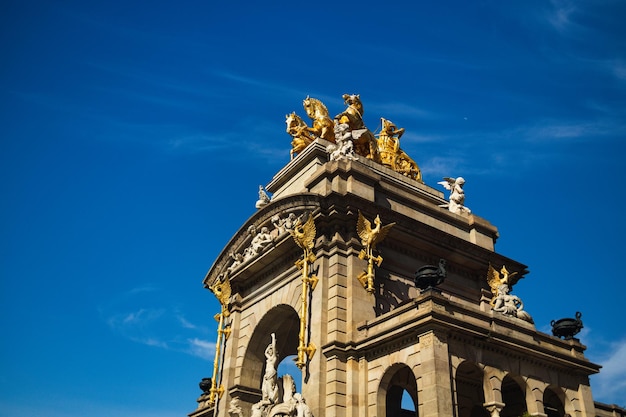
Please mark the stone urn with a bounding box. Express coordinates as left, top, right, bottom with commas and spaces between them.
414, 259, 447, 293
551, 312, 583, 340
199, 377, 212, 394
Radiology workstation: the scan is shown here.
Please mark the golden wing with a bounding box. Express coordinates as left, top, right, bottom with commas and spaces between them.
210, 276, 232, 308
372, 221, 395, 246
486, 263, 502, 298
356, 211, 372, 244
299, 213, 316, 251
508, 271, 520, 287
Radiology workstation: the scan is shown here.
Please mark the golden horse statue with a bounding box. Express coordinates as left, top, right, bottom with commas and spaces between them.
302, 96, 335, 143
335, 94, 380, 163
285, 112, 316, 160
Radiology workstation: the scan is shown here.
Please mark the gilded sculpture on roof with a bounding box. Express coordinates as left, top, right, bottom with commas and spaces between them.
285, 93, 423, 182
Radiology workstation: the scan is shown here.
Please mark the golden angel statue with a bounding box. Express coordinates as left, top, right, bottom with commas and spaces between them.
356, 211, 395, 294
486, 264, 533, 323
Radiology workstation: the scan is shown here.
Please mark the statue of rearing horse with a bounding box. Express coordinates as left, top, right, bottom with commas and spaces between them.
303, 96, 335, 143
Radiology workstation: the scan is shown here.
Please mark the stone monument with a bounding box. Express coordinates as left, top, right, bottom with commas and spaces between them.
190, 93, 615, 417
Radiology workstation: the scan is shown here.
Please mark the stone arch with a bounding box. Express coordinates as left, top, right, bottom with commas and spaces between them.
500, 374, 527, 417
455, 361, 489, 417
239, 304, 300, 401
376, 363, 419, 417
543, 386, 566, 417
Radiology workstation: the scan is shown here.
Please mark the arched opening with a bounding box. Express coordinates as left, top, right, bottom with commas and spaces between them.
500, 375, 527, 417
277, 354, 302, 393
543, 386, 566, 417
455, 361, 488, 417
237, 304, 300, 406
378, 363, 418, 417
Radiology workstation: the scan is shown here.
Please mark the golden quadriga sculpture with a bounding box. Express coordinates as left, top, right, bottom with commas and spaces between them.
286, 94, 422, 182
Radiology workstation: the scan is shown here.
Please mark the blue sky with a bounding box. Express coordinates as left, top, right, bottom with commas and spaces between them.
1, 1, 625, 416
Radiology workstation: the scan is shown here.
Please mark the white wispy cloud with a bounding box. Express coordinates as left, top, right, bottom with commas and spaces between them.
370, 101, 439, 121
546, 0, 580, 34
187, 338, 215, 360
611, 60, 626, 81
590, 338, 626, 405
177, 314, 197, 330
419, 156, 467, 178
101, 286, 213, 359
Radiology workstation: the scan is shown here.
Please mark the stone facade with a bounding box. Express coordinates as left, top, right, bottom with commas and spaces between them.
191, 139, 617, 417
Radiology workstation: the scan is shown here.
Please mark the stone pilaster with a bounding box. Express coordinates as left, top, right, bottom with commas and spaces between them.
417, 330, 454, 417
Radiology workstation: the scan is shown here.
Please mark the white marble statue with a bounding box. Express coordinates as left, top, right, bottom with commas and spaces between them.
243, 225, 273, 262
492, 283, 534, 324
256, 185, 271, 209
271, 214, 287, 236
438, 176, 471, 215
248, 334, 314, 417
327, 123, 358, 162
294, 393, 313, 417
251, 333, 279, 417
228, 397, 244, 417
227, 252, 244, 274
283, 213, 298, 232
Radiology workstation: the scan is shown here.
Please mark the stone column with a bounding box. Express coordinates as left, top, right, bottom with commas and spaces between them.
417, 330, 454, 417
525, 378, 548, 417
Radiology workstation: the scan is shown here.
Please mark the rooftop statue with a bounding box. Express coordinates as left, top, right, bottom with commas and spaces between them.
486, 264, 533, 324
285, 93, 423, 181
438, 176, 471, 215
377, 118, 422, 182
286, 112, 316, 160
327, 122, 358, 162
335, 94, 380, 163
256, 185, 271, 209
356, 211, 395, 294
302, 96, 335, 143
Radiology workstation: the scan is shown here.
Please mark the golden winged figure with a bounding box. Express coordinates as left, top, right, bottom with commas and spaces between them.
486, 264, 518, 305
356, 211, 395, 253
209, 274, 232, 312
289, 213, 316, 253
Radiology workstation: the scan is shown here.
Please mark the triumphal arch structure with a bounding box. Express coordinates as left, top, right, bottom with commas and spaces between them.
189, 94, 610, 417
